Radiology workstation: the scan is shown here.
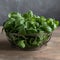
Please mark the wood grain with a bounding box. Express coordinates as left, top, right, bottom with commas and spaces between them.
0, 26, 60, 60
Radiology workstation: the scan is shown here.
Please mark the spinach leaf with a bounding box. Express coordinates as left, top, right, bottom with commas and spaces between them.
17, 40, 25, 48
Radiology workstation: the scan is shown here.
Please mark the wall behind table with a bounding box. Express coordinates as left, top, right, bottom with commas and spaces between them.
0, 0, 60, 25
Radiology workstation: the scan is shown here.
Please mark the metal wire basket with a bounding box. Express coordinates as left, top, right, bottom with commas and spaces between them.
6, 32, 52, 50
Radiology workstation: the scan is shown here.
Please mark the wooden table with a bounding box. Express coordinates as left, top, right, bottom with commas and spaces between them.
0, 26, 60, 60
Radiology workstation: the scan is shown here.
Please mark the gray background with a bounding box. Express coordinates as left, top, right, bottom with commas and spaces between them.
0, 0, 60, 25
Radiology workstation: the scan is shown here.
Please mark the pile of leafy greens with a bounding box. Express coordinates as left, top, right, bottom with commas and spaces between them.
3, 10, 59, 48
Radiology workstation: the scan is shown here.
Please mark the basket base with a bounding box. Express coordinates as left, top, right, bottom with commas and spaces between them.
10, 43, 47, 51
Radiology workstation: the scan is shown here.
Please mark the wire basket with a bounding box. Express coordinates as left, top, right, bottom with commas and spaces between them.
6, 32, 52, 50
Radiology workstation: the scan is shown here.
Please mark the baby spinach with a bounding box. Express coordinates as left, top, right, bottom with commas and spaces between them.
3, 10, 59, 48
17, 40, 25, 48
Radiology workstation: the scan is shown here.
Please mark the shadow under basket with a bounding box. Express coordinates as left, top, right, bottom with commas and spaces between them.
6, 32, 52, 51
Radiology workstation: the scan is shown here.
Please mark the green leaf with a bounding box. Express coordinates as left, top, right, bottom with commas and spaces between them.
23, 10, 33, 19
8, 12, 21, 18
40, 16, 46, 22
45, 26, 52, 33
3, 18, 15, 32
15, 16, 25, 27
17, 26, 26, 35
32, 40, 38, 46
54, 20, 59, 26
41, 24, 52, 33
47, 18, 59, 30
51, 23, 57, 30
17, 40, 25, 48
